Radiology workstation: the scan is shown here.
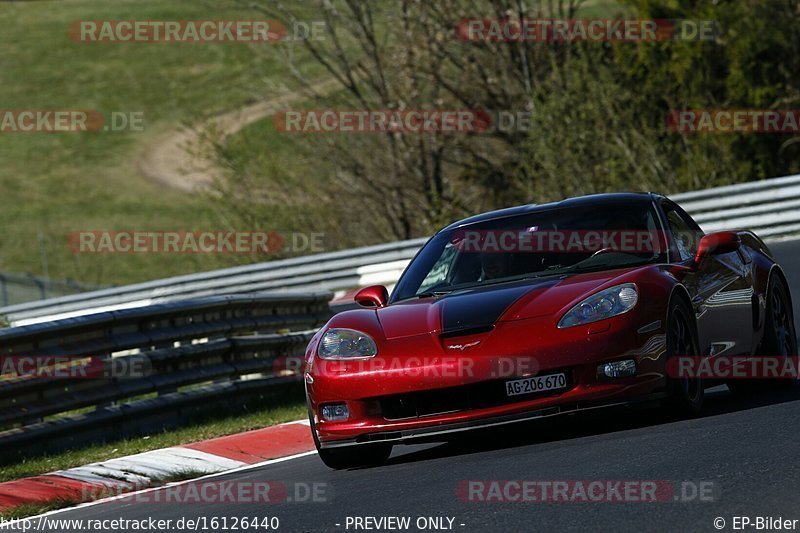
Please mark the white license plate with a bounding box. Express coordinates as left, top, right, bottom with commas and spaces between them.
505, 373, 567, 397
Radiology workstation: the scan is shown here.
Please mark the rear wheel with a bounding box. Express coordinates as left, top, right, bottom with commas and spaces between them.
308, 405, 392, 469
666, 299, 704, 415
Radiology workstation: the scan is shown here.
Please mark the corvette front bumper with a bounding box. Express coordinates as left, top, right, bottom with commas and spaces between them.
317, 391, 667, 449
308, 314, 669, 447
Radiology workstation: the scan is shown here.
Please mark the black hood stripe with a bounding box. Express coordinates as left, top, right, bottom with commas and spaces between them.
439, 280, 558, 334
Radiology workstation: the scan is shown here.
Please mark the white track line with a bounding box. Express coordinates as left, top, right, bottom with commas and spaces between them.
0, 450, 318, 529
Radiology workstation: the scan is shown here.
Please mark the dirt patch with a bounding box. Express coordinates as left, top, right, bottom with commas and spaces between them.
137, 79, 337, 192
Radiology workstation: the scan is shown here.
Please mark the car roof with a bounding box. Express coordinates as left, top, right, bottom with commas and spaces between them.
441, 192, 663, 231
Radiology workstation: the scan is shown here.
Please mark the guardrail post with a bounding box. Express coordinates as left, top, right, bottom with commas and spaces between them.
0, 274, 7, 307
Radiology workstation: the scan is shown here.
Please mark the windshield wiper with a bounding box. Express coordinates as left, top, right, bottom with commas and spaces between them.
444, 272, 556, 292
415, 291, 450, 298
561, 259, 652, 274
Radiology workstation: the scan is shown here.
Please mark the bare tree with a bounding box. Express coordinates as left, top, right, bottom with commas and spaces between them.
216, 0, 588, 245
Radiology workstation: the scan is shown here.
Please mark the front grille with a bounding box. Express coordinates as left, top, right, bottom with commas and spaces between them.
378, 372, 572, 421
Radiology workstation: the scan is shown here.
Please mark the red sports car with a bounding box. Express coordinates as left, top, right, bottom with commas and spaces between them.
304, 193, 796, 469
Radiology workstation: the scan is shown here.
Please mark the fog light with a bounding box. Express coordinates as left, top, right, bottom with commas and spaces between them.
599, 360, 636, 379
321, 403, 349, 422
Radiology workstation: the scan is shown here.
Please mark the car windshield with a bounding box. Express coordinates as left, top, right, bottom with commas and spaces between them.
392, 201, 667, 302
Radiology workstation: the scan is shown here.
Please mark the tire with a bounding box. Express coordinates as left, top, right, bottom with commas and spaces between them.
665, 298, 704, 415
730, 275, 798, 394
307, 404, 392, 469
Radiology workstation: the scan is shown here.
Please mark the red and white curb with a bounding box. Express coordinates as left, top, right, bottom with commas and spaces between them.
0, 419, 314, 514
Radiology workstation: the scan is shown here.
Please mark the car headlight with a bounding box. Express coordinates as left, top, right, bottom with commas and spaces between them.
318, 328, 378, 359
558, 283, 638, 328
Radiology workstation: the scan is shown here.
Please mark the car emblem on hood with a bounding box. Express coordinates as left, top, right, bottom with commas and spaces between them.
447, 340, 481, 351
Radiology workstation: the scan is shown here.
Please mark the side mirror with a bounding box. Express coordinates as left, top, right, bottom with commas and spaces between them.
354, 285, 389, 308
694, 231, 741, 264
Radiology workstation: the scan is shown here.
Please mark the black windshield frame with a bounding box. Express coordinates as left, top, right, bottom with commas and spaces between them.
390, 201, 668, 303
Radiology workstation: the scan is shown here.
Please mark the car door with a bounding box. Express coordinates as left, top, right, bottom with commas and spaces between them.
661, 200, 755, 356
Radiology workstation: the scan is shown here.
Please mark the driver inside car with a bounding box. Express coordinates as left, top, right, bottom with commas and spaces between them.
480, 252, 511, 280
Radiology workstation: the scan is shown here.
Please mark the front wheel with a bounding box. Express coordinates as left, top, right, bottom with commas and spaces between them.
665, 299, 704, 415
308, 404, 392, 469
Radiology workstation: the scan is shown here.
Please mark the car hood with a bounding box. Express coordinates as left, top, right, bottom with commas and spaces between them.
377, 268, 641, 339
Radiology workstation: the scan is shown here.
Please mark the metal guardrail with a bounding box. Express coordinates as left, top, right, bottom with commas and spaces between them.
675, 174, 800, 238
0, 293, 331, 458
0, 239, 428, 327
3, 173, 800, 326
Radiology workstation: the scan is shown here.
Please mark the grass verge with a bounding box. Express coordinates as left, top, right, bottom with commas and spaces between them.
0, 0, 321, 286
0, 398, 307, 486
